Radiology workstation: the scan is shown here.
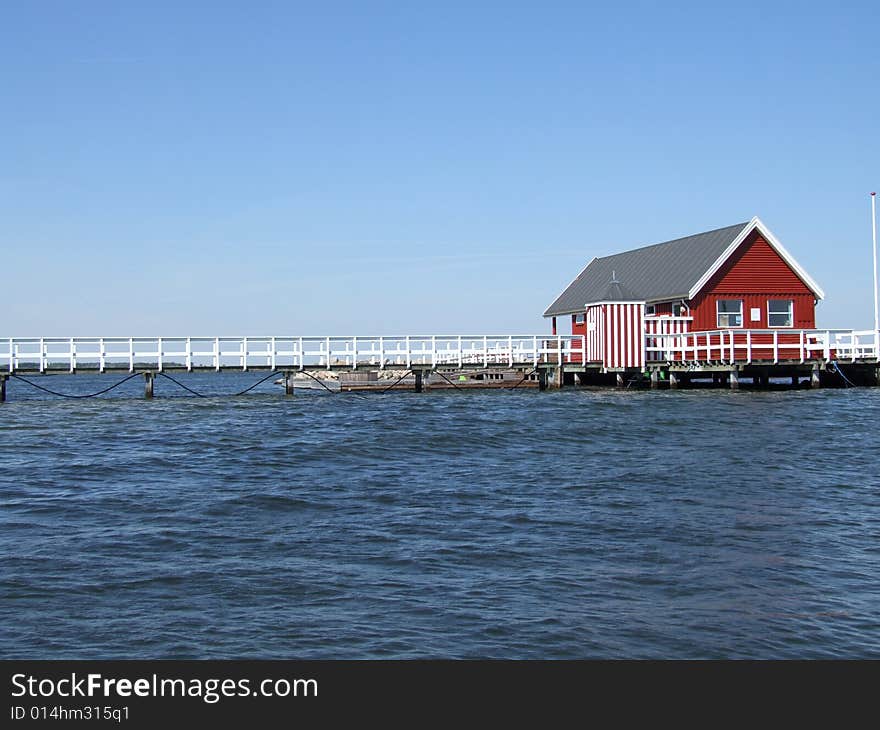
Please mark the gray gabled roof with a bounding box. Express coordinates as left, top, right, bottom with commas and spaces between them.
544, 221, 750, 316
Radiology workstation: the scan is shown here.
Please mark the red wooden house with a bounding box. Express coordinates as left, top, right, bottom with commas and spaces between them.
543, 217, 825, 370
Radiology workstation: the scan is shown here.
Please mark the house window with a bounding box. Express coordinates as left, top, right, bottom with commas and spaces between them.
645, 304, 656, 315
574, 313, 585, 325
672, 302, 687, 317
768, 299, 793, 327
716, 299, 743, 327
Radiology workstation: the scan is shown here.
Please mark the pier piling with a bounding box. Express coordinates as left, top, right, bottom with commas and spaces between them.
143, 372, 155, 399
0, 374, 6, 403
650, 370, 659, 389
283, 371, 295, 396
669, 371, 680, 389
730, 369, 739, 390
811, 367, 822, 388
538, 369, 548, 391
414, 370, 424, 393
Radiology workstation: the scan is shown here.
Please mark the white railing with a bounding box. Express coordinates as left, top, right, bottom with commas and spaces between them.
644, 316, 693, 362
644, 328, 879, 364
0, 335, 587, 374
644, 315, 693, 334
833, 330, 880, 361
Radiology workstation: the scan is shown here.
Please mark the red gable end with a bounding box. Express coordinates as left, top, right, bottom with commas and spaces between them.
689, 230, 816, 330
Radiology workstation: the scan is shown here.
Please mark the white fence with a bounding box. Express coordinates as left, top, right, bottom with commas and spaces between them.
644, 316, 693, 362
0, 335, 588, 373
3, 329, 876, 374
644, 328, 879, 364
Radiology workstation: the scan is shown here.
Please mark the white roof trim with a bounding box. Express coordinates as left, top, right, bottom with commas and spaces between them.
687, 217, 825, 300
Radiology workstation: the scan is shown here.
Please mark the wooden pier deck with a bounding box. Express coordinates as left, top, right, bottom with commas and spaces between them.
0, 331, 877, 400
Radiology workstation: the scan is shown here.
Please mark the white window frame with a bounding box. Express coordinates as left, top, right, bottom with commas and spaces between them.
716, 299, 743, 328
645, 304, 656, 316
574, 313, 585, 325
672, 302, 688, 317
767, 299, 793, 328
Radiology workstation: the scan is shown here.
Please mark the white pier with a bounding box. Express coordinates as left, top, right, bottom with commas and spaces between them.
0, 335, 585, 374
0, 329, 877, 400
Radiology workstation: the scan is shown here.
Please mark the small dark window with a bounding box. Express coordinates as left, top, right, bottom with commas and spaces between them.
717, 299, 743, 327
768, 300, 793, 327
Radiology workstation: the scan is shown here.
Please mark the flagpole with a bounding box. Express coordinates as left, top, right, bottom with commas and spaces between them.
873, 191, 878, 335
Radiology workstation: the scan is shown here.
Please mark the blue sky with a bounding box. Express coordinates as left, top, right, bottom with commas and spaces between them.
2, 1, 878, 334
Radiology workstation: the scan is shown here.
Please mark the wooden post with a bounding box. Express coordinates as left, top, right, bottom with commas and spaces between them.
284, 371, 295, 396
650, 370, 659, 389
811, 367, 822, 389
791, 374, 799, 387
143, 372, 155, 399
555, 365, 564, 388
730, 369, 739, 390
669, 371, 679, 389
0, 374, 7, 403
414, 369, 423, 393
616, 373, 625, 388
538, 369, 548, 391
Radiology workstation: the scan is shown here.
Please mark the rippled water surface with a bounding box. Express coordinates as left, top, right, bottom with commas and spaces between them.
2, 373, 879, 658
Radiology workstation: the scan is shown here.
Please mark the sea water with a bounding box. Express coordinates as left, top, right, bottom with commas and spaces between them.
1, 373, 878, 658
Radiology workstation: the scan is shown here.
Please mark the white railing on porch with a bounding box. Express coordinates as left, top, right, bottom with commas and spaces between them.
0, 335, 588, 374
644, 328, 879, 364
644, 315, 693, 362
644, 315, 693, 334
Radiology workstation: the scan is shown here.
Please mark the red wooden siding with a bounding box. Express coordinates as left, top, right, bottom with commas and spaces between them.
690, 292, 815, 330
704, 232, 813, 293
690, 231, 816, 330
602, 303, 644, 369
